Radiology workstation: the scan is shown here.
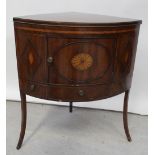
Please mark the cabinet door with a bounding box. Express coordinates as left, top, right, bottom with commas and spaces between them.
47, 37, 116, 85
15, 30, 47, 83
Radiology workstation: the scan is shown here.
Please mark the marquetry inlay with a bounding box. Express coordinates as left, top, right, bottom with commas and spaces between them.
71, 53, 93, 71
28, 52, 34, 65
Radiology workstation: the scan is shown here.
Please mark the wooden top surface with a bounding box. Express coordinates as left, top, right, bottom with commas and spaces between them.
13, 12, 142, 26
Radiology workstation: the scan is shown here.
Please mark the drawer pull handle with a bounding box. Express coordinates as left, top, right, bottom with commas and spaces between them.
47, 57, 53, 63
79, 90, 85, 96
30, 84, 35, 91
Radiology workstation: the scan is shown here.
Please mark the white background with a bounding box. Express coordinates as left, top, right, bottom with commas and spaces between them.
6, 0, 148, 115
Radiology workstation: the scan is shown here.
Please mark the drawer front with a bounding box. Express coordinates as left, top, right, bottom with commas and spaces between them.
46, 85, 112, 101
47, 37, 116, 85
21, 80, 123, 102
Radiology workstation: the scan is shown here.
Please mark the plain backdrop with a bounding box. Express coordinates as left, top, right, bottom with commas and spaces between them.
6, 0, 148, 115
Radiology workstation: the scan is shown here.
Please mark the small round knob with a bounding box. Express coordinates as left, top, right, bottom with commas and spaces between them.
78, 90, 85, 96
47, 57, 53, 63
30, 84, 35, 91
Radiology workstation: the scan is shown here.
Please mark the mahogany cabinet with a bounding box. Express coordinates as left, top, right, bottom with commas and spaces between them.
13, 12, 142, 149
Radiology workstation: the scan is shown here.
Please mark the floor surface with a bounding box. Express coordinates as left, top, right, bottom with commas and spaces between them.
6, 101, 148, 155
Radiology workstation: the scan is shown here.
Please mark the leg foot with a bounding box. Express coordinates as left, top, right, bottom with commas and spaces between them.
16, 91, 27, 149
123, 90, 132, 142
69, 102, 73, 113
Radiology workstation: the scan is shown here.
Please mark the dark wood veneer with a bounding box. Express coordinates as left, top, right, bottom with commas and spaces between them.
13, 12, 141, 149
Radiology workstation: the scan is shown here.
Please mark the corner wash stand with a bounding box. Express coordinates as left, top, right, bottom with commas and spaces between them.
13, 12, 142, 149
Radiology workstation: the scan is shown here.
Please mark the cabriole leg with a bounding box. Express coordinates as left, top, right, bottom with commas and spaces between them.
123, 90, 132, 142
16, 90, 27, 150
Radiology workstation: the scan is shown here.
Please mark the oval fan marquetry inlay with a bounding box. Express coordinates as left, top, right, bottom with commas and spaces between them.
71, 53, 93, 71
52, 41, 111, 83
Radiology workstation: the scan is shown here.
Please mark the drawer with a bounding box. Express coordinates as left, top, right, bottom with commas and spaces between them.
46, 84, 112, 101
21, 80, 123, 102
22, 80, 111, 101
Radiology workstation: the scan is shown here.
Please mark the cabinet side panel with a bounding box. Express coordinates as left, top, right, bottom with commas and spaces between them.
115, 25, 140, 90
14, 28, 47, 83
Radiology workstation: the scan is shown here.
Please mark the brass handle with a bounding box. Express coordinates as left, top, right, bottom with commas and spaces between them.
79, 90, 85, 96
30, 84, 35, 91
47, 57, 53, 63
